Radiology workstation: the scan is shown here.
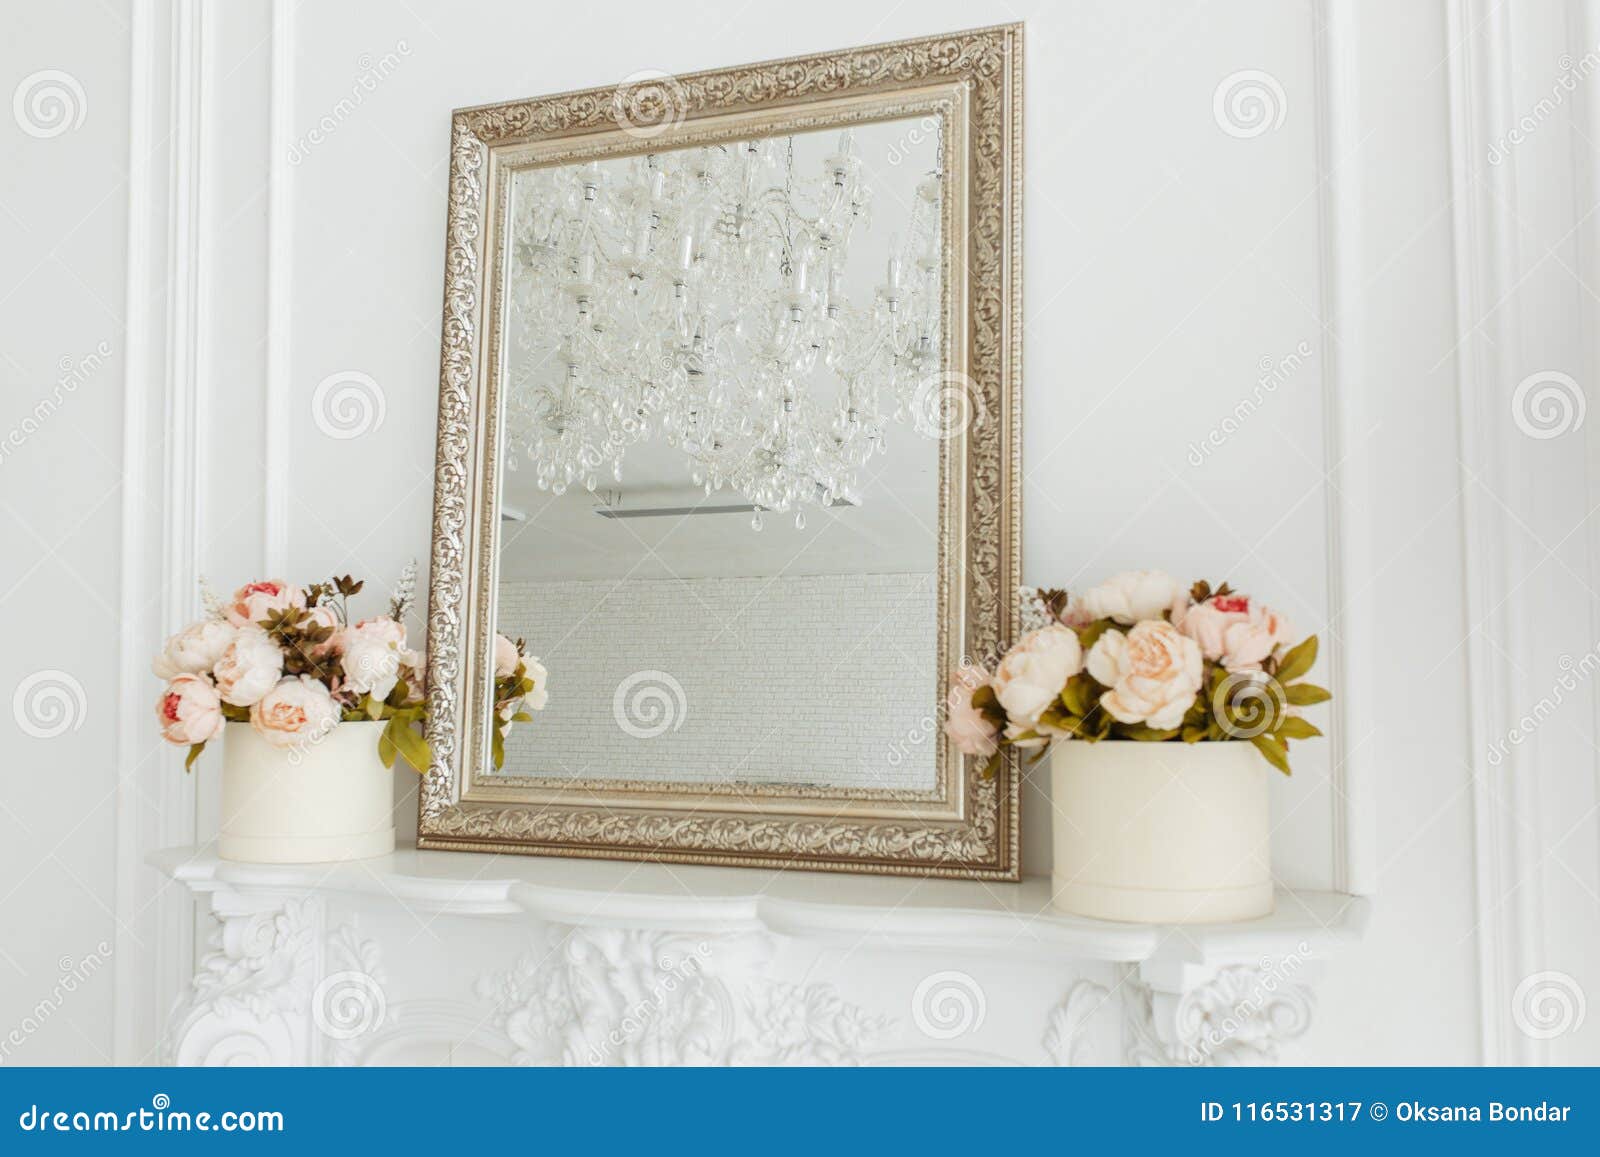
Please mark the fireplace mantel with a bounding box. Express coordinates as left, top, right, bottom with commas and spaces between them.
150, 846, 1368, 1066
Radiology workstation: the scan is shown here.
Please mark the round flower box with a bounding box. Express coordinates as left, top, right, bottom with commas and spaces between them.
218, 721, 395, 863
1050, 740, 1273, 924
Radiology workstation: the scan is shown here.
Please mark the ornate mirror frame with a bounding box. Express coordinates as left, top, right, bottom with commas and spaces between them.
418, 24, 1023, 879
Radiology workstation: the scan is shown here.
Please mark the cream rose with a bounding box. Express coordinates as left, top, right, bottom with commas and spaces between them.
494, 633, 523, 679
991, 625, 1083, 729
250, 675, 340, 748
336, 616, 405, 651
1073, 570, 1183, 625
943, 664, 999, 757
156, 673, 225, 745
341, 626, 402, 703
396, 647, 426, 704
1087, 620, 1203, 730
224, 579, 306, 628
213, 628, 285, 707
152, 620, 239, 679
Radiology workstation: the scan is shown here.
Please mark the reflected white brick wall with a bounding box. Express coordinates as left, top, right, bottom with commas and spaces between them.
496, 572, 937, 789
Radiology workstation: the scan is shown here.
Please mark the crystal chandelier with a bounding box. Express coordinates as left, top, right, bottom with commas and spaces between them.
504, 128, 943, 527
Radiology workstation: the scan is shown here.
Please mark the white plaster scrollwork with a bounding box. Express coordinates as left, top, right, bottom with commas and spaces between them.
1043, 979, 1112, 1065
314, 920, 393, 1066
165, 898, 321, 1066
1121, 963, 1315, 1067
476, 926, 890, 1066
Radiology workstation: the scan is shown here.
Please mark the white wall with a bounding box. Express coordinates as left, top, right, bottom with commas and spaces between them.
3, 0, 1597, 1065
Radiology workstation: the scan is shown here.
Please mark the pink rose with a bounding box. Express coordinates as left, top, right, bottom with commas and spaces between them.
494, 633, 523, 679
943, 664, 999, 757
157, 673, 225, 745
224, 580, 306, 628
250, 675, 340, 748
152, 620, 238, 679
213, 628, 285, 707
992, 626, 1084, 729
1086, 620, 1203, 730
1178, 595, 1293, 671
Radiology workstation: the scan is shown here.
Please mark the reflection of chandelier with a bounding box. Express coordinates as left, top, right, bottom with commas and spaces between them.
504, 130, 942, 527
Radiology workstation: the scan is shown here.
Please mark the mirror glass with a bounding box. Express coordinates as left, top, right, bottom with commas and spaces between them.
491, 114, 947, 791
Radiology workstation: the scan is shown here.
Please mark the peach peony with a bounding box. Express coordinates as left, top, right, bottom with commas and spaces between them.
213, 628, 285, 707
250, 675, 340, 748
991, 626, 1083, 729
494, 633, 523, 679
156, 673, 225, 745
1086, 620, 1204, 730
943, 664, 999, 757
152, 620, 238, 680
224, 580, 306, 628
1073, 570, 1183, 626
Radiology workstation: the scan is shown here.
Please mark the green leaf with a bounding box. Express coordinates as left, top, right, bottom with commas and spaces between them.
1060, 673, 1094, 718
184, 742, 206, 772
377, 723, 399, 770
491, 727, 506, 770
388, 718, 430, 775
1181, 725, 1207, 744
220, 703, 250, 723
1075, 618, 1116, 650
1276, 716, 1324, 741
510, 711, 532, 724
980, 751, 1003, 780
1284, 683, 1332, 706
1251, 733, 1293, 775
1274, 636, 1318, 684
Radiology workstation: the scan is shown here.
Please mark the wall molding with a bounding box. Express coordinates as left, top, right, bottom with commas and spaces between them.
1310, 0, 1374, 897
113, 0, 209, 1063
263, 0, 293, 574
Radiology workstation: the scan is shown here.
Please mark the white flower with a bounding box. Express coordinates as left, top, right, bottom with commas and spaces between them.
1086, 620, 1204, 730
341, 629, 402, 703
494, 633, 522, 679
213, 628, 285, 707
152, 620, 239, 679
991, 625, 1083, 729
1074, 570, 1183, 625
521, 655, 549, 711
250, 676, 340, 748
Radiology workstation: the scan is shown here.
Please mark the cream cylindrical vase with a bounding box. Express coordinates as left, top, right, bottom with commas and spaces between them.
1050, 740, 1273, 924
218, 721, 396, 864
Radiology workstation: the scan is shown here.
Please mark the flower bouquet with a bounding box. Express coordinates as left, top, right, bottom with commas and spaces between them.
153, 567, 548, 863
946, 571, 1331, 923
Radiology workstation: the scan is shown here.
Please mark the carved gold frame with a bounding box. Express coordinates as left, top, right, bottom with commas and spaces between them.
418, 24, 1023, 879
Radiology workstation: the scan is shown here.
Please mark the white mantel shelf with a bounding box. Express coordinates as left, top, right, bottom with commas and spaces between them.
150, 844, 1369, 1067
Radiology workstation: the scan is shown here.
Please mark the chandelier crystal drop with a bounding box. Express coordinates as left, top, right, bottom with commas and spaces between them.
503, 128, 944, 520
